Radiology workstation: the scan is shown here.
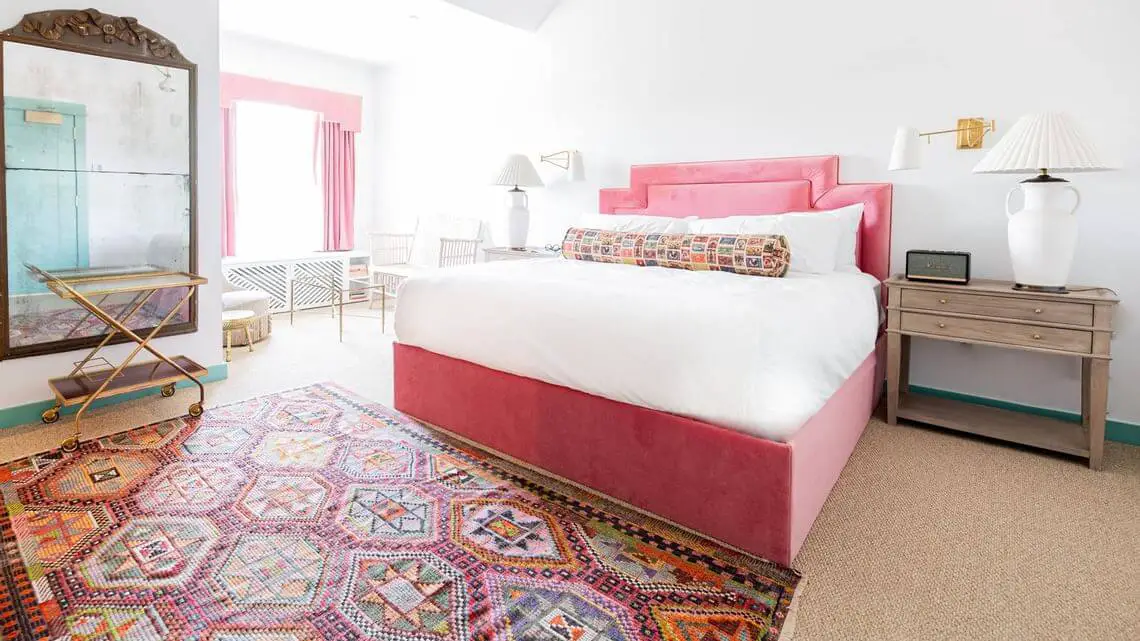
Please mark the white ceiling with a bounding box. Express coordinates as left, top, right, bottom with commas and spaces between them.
443, 0, 561, 32
220, 0, 554, 65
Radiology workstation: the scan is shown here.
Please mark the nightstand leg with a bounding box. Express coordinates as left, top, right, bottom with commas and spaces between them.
1081, 358, 1092, 428
899, 335, 912, 393
887, 332, 902, 424
1087, 358, 1108, 470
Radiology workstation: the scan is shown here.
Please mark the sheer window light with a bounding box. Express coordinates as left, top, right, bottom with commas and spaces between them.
234, 101, 322, 259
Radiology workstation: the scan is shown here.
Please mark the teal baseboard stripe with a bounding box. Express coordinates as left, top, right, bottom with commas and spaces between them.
0, 363, 229, 431
909, 384, 1140, 447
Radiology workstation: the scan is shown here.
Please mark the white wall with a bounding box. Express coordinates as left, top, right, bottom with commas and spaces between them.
377, 0, 1140, 423
372, 26, 544, 239
221, 33, 386, 249
0, 0, 222, 409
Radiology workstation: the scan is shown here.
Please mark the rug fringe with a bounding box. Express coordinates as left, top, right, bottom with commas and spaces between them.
779, 573, 805, 641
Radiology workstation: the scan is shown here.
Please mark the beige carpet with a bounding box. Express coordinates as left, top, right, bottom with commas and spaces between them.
2, 308, 1138, 640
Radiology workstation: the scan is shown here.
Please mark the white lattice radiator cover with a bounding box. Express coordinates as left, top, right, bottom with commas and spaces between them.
224, 254, 369, 313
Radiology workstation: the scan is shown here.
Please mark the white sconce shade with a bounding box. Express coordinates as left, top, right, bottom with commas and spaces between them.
492, 154, 545, 188
568, 150, 586, 182
888, 126, 922, 171
540, 150, 586, 182
973, 112, 1115, 174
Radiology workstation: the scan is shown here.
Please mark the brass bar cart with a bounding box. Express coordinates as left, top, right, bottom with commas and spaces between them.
28, 265, 209, 452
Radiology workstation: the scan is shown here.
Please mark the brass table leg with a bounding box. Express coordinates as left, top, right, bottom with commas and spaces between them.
64, 288, 199, 452
68, 290, 158, 378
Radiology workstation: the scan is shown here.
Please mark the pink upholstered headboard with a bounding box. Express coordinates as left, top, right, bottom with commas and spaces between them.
599, 156, 893, 282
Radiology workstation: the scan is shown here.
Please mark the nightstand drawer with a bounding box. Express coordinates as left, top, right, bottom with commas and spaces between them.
899, 289, 1093, 326
899, 312, 1092, 353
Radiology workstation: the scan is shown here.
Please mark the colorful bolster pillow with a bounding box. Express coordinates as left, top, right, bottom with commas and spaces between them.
561, 227, 791, 278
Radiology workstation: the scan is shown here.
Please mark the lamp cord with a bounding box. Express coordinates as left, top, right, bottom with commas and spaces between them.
1065, 286, 1118, 296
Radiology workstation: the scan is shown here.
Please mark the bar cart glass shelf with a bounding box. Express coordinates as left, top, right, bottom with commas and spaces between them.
28, 264, 208, 452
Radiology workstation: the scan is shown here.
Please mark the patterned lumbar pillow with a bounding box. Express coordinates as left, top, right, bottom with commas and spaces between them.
561, 227, 791, 277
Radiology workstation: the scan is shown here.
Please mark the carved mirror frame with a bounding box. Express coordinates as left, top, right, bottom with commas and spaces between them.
0, 9, 198, 360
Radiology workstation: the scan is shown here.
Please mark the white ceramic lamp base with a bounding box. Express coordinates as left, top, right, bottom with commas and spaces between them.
506, 188, 530, 250
1006, 177, 1080, 293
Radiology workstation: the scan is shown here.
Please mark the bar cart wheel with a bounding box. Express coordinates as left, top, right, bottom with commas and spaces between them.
61, 436, 80, 452
188, 403, 204, 417
161, 384, 177, 397
42, 407, 61, 424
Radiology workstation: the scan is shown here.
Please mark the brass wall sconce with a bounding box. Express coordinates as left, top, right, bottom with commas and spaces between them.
540, 149, 585, 182
890, 118, 996, 170
921, 118, 996, 150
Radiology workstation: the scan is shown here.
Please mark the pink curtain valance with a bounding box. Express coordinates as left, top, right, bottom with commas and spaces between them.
220, 72, 363, 132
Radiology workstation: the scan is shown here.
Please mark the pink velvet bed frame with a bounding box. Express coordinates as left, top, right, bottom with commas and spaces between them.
394, 156, 892, 566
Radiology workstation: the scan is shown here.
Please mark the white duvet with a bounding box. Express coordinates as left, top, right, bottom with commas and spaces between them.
394, 259, 881, 441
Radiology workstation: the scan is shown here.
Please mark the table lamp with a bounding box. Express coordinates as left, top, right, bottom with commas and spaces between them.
493, 154, 544, 249
973, 113, 1117, 292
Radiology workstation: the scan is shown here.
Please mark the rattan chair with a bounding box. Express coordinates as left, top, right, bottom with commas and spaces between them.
439, 237, 480, 268
368, 218, 481, 307
368, 232, 416, 292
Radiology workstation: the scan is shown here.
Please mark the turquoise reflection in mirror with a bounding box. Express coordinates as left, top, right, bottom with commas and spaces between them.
2, 38, 194, 357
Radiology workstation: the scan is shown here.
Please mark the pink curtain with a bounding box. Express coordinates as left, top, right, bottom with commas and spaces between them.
221, 106, 238, 257
320, 121, 356, 252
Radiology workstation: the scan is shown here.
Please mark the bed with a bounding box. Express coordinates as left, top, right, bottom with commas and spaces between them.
393, 155, 892, 565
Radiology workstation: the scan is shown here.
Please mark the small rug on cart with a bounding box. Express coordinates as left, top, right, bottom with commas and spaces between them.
0, 383, 800, 641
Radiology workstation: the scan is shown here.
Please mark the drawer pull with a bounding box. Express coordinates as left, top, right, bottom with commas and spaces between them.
1032, 333, 1043, 340
939, 298, 948, 304
938, 322, 947, 329
1034, 308, 1044, 314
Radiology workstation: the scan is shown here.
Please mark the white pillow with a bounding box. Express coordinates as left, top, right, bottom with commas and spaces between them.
688, 217, 744, 234
828, 204, 865, 272
576, 213, 691, 234
691, 214, 840, 274
690, 204, 865, 274
739, 214, 843, 274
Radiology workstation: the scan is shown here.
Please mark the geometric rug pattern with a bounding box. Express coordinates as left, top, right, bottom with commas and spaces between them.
0, 383, 800, 640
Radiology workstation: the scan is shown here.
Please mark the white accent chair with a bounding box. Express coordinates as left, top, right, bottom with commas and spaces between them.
368, 216, 482, 306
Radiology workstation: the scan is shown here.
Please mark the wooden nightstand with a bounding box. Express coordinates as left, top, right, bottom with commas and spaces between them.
885, 276, 1118, 469
483, 247, 560, 262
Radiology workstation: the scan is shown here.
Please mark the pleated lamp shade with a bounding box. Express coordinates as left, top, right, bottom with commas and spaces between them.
493, 154, 545, 188
973, 113, 1114, 174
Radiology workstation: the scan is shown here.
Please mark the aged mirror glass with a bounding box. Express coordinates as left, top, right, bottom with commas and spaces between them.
1, 11, 197, 358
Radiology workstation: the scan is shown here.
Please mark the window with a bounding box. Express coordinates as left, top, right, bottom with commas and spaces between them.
234, 101, 322, 259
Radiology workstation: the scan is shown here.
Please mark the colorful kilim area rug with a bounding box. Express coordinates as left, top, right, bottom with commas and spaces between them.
0, 383, 801, 641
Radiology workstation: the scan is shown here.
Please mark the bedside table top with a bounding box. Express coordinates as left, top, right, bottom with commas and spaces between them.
886, 276, 1118, 304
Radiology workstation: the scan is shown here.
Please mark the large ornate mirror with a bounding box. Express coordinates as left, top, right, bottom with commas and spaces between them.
0, 9, 197, 359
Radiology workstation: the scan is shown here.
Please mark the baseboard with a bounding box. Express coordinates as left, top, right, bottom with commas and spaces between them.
908, 384, 1140, 447
0, 363, 229, 431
